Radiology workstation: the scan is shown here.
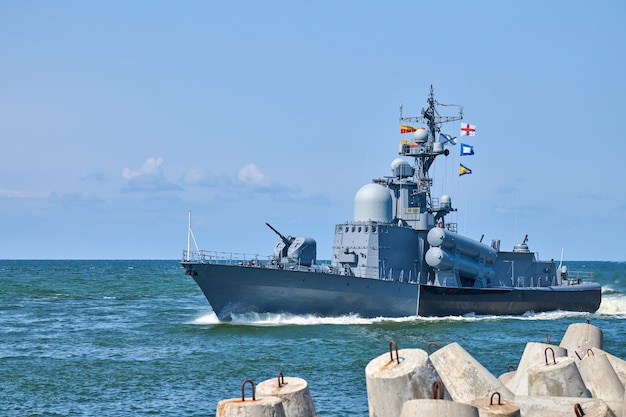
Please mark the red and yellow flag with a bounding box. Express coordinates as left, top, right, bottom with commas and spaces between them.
400, 124, 418, 134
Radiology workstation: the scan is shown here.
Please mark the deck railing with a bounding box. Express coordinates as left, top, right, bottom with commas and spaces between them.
182, 250, 271, 265
566, 270, 595, 284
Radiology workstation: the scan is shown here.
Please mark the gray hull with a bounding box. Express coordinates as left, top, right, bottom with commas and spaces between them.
182, 262, 602, 319
417, 284, 602, 316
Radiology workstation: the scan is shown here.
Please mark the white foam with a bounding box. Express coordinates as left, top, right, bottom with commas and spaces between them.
228, 312, 382, 326
190, 311, 220, 324
186, 295, 626, 326
596, 294, 626, 316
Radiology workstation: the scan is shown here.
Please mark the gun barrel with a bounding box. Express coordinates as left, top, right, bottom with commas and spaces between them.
265, 222, 290, 245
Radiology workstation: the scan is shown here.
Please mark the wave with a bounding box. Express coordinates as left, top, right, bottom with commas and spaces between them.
189, 311, 220, 325
188, 293, 626, 326
188, 310, 608, 327
596, 293, 626, 316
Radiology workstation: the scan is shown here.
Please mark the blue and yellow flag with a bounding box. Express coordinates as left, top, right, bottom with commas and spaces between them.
459, 164, 472, 176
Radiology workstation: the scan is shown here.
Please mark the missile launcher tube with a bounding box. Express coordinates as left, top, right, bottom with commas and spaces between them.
427, 228, 497, 263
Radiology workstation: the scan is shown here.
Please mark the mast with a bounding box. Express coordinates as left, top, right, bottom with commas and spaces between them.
187, 209, 191, 261
186, 209, 201, 261
399, 85, 463, 212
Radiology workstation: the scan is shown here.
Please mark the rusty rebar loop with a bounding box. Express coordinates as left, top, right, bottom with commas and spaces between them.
241, 379, 255, 401
507, 365, 515, 372
490, 392, 502, 406
544, 347, 556, 365
427, 342, 440, 354
586, 349, 595, 357
574, 403, 585, 417
277, 372, 285, 387
431, 381, 445, 400
389, 340, 400, 364
575, 351, 583, 360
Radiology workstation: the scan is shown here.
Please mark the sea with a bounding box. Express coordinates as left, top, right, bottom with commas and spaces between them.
1, 260, 624, 417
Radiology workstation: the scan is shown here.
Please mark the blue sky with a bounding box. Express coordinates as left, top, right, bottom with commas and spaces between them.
1, 1, 625, 261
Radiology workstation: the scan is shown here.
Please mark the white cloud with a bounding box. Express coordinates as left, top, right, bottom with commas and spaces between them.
238, 163, 270, 187
122, 157, 164, 180
121, 157, 181, 192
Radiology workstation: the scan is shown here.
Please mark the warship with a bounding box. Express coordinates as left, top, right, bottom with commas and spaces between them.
181, 86, 601, 319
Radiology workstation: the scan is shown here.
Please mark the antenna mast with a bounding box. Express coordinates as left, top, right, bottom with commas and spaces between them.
398, 85, 463, 209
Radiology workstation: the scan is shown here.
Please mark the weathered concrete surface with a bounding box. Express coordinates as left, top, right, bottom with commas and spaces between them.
498, 370, 516, 387
365, 348, 442, 417
257, 376, 316, 417
578, 353, 625, 403
590, 347, 626, 388
514, 396, 617, 417
559, 322, 603, 360
527, 356, 591, 398
216, 395, 286, 417
399, 399, 479, 417
471, 394, 521, 417
429, 342, 514, 404
506, 342, 567, 396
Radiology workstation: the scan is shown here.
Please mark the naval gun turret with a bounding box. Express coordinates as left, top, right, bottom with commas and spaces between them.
266, 222, 317, 267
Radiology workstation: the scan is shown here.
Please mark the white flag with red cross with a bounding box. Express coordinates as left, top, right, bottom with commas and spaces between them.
460, 123, 476, 136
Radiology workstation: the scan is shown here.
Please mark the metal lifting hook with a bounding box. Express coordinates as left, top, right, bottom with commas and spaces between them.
574, 403, 585, 417
427, 342, 440, 354
389, 340, 400, 364
544, 347, 557, 365
431, 381, 445, 399
241, 379, 256, 401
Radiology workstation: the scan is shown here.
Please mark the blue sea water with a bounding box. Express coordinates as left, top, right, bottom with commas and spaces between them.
1, 260, 624, 416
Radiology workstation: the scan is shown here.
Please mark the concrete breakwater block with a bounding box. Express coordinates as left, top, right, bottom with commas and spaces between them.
559, 322, 604, 360
506, 342, 567, 396
216, 396, 286, 417
217, 379, 286, 417
514, 396, 618, 417
428, 342, 514, 404
365, 343, 442, 417
590, 347, 626, 388
471, 392, 521, 417
527, 354, 591, 398
399, 399, 479, 417
498, 369, 516, 387
256, 374, 317, 417
578, 353, 625, 404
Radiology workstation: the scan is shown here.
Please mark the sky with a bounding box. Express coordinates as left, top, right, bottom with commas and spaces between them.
1, 1, 625, 261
